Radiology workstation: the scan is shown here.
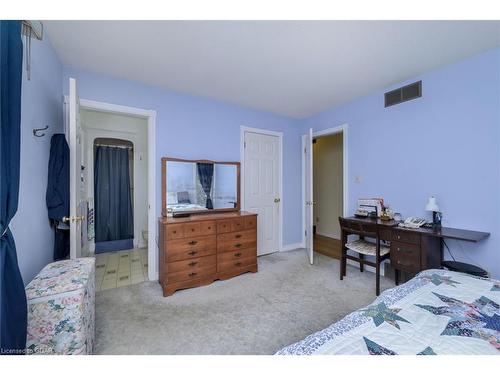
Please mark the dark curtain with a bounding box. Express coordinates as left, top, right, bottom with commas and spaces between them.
94, 146, 133, 244
197, 163, 214, 209
0, 20, 27, 354
46, 134, 70, 261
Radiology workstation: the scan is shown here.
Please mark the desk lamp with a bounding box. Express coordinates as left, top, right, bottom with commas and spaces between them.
425, 196, 442, 229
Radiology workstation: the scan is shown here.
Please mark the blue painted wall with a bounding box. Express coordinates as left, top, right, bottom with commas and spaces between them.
10, 35, 63, 283
15, 30, 499, 283
62, 68, 304, 248
303, 48, 500, 278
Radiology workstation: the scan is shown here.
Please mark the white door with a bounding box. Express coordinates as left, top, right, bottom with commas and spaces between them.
304, 128, 314, 264
68, 78, 86, 259
244, 131, 281, 256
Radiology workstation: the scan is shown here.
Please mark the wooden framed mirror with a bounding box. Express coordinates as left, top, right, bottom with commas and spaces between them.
161, 157, 241, 217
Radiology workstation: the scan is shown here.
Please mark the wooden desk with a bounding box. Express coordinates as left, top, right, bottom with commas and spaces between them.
341, 217, 490, 281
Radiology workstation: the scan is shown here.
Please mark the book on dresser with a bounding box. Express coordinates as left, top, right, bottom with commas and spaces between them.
159, 156, 257, 296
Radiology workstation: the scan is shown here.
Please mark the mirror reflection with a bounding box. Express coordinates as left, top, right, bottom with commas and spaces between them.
166, 161, 238, 213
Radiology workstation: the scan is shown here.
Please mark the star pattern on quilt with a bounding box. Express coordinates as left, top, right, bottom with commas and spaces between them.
418, 273, 461, 287
415, 292, 500, 351
417, 347, 437, 355
491, 282, 500, 292
363, 337, 396, 355
363, 337, 437, 355
359, 302, 410, 329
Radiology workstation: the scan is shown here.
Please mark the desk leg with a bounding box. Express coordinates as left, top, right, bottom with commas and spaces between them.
340, 230, 346, 280
395, 269, 399, 286
440, 238, 444, 268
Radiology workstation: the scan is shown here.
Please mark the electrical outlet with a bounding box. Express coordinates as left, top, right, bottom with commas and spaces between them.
354, 176, 362, 183
316, 217, 319, 222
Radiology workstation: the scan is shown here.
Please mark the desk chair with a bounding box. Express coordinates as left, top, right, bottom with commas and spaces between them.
338, 217, 391, 295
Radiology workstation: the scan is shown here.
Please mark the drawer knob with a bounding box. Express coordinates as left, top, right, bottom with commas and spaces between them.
234, 243, 242, 248
235, 252, 242, 257
235, 262, 242, 267
173, 231, 177, 234
188, 240, 198, 246
188, 250, 198, 256
235, 234, 242, 239
189, 272, 197, 277
208, 227, 211, 230
397, 235, 401, 239
189, 261, 197, 267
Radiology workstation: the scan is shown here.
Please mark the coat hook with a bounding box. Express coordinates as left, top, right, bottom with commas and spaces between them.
33, 125, 49, 137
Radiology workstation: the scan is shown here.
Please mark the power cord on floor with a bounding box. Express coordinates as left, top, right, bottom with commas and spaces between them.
443, 240, 456, 261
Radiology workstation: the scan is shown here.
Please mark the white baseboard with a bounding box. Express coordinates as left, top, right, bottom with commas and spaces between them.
281, 242, 304, 252
315, 231, 340, 240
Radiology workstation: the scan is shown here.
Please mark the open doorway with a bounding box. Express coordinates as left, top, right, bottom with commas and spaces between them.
312, 133, 343, 260
80, 109, 149, 290
302, 124, 348, 264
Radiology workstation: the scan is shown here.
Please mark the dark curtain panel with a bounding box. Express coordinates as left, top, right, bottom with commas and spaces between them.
94, 146, 133, 244
196, 163, 214, 209
0, 20, 27, 354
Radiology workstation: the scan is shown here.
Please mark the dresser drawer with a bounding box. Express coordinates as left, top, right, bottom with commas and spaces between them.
166, 255, 216, 274
231, 218, 245, 232
199, 221, 216, 236
392, 230, 421, 245
217, 220, 232, 233
217, 229, 257, 252
390, 241, 421, 273
165, 224, 184, 240
244, 215, 257, 230
166, 264, 216, 284
218, 256, 256, 274
217, 247, 256, 264
165, 235, 216, 262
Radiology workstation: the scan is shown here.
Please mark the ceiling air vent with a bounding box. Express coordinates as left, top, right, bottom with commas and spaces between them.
384, 81, 422, 108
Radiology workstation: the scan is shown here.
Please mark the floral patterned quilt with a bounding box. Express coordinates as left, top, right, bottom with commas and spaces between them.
277, 269, 500, 355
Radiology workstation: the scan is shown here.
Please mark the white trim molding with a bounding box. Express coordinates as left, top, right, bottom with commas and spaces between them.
281, 242, 304, 252
315, 231, 341, 240
302, 123, 349, 248
240, 125, 284, 253
67, 96, 158, 281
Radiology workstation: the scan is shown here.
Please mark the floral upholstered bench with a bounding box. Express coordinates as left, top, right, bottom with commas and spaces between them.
25, 258, 95, 355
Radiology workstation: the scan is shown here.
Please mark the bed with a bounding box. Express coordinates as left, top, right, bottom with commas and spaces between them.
277, 269, 500, 355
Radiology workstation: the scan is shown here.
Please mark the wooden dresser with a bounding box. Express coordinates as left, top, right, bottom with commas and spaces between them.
159, 211, 258, 296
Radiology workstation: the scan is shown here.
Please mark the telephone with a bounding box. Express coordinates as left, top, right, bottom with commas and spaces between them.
398, 217, 427, 229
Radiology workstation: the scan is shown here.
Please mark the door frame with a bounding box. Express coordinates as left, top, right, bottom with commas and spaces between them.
64, 97, 158, 281
240, 125, 283, 253
302, 123, 348, 247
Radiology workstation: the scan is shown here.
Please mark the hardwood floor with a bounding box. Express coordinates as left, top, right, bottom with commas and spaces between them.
314, 234, 341, 260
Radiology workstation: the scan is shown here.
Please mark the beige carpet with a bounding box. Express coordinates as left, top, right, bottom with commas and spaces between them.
94, 249, 393, 354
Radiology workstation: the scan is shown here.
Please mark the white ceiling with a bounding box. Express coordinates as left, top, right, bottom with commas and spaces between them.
45, 21, 500, 118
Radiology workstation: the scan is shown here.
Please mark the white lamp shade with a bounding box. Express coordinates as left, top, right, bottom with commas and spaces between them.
425, 196, 439, 212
